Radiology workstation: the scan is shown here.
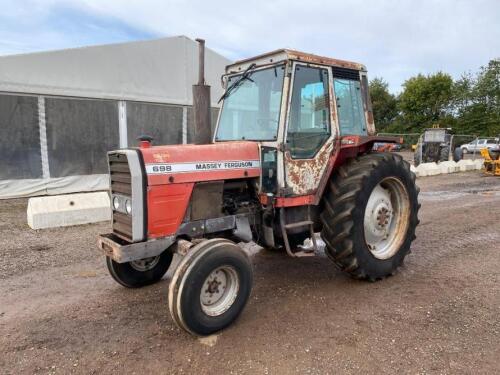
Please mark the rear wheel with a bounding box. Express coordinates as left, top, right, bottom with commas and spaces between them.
439, 146, 450, 162
413, 150, 421, 166
168, 239, 253, 336
320, 153, 419, 281
106, 251, 173, 288
453, 147, 464, 162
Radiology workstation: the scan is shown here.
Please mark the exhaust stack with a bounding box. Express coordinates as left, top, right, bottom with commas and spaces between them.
192, 38, 211, 144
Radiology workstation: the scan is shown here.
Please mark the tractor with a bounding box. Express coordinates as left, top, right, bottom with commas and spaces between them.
414, 127, 449, 166
413, 127, 463, 166
98, 48, 420, 336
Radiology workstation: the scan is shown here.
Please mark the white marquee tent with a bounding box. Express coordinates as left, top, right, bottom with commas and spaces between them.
0, 36, 231, 198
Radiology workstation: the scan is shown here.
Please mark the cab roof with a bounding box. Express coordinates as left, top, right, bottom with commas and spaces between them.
226, 48, 366, 73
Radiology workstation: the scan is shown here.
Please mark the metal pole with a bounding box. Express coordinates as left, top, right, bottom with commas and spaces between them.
192, 38, 211, 144
196, 38, 205, 85
473, 136, 478, 161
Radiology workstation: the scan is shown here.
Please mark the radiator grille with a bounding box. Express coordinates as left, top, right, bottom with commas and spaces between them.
109, 153, 133, 241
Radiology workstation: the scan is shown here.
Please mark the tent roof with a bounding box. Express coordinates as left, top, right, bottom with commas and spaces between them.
0, 36, 231, 106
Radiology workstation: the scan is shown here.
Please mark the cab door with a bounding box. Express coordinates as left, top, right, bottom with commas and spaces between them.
282, 63, 337, 196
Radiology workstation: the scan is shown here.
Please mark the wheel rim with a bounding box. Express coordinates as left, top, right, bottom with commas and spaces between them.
200, 266, 240, 317
364, 177, 411, 260
129, 256, 160, 271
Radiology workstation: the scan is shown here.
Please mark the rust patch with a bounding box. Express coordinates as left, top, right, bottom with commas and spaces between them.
286, 50, 365, 71
285, 143, 333, 195
229, 49, 365, 72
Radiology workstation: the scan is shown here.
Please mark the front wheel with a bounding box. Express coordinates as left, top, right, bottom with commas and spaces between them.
106, 250, 173, 288
320, 153, 420, 281
168, 239, 253, 336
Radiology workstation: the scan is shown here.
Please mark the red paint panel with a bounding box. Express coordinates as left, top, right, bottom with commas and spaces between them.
275, 195, 315, 207
147, 183, 193, 238
141, 141, 261, 186
148, 169, 259, 185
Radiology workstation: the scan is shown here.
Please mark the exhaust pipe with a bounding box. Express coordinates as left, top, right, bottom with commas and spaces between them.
192, 38, 211, 144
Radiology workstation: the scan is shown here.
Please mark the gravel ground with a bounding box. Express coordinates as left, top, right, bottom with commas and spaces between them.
1, 171, 499, 374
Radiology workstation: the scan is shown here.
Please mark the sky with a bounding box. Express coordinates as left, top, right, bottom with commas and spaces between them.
0, 0, 498, 93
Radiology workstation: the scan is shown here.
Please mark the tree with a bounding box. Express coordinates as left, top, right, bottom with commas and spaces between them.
369, 78, 398, 132
453, 59, 499, 136
397, 72, 454, 132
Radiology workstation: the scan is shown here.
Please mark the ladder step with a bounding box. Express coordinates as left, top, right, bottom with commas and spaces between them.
284, 220, 313, 230
293, 250, 316, 257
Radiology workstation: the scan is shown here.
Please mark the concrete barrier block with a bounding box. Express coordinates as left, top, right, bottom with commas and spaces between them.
439, 161, 460, 174
27, 192, 110, 229
472, 159, 484, 170
457, 159, 475, 172
416, 162, 441, 177
410, 165, 417, 174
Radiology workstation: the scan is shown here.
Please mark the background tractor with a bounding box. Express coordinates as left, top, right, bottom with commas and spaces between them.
413, 127, 463, 166
98, 45, 420, 336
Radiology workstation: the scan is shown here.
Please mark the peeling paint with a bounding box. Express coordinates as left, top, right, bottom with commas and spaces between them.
285, 142, 333, 195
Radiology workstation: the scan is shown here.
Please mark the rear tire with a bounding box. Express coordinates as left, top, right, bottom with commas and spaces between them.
413, 150, 421, 167
453, 147, 464, 162
320, 153, 419, 281
168, 239, 253, 336
439, 146, 450, 162
106, 251, 173, 288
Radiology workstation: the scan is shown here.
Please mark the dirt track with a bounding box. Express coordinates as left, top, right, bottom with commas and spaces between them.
1, 171, 499, 374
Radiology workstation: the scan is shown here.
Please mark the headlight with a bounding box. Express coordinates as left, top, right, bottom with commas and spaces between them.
113, 196, 120, 210
125, 199, 132, 214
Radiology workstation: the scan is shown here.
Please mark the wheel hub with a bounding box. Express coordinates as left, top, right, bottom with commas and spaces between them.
129, 256, 160, 272
200, 266, 239, 317
364, 178, 410, 260
375, 205, 392, 229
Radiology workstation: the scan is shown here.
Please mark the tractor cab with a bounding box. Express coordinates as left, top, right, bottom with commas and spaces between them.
214, 49, 377, 198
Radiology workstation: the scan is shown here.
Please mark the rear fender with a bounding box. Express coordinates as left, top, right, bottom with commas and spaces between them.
312, 135, 402, 204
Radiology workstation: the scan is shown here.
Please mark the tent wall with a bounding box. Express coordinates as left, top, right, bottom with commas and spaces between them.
0, 93, 220, 199
0, 94, 42, 179
126, 102, 184, 147
45, 98, 119, 177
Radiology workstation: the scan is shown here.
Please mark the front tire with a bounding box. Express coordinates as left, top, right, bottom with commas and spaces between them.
320, 153, 419, 281
169, 239, 253, 336
106, 250, 173, 288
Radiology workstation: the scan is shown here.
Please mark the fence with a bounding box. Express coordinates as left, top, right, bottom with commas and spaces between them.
378, 132, 485, 161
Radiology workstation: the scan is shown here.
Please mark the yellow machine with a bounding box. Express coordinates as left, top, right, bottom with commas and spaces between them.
480, 148, 500, 176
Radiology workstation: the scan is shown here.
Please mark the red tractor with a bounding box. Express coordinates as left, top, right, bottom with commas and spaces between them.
98, 49, 420, 336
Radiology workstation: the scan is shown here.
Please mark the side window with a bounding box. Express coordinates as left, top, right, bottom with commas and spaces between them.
334, 78, 367, 135
287, 66, 330, 159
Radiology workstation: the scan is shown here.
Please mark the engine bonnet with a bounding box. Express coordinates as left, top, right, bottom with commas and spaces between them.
140, 141, 261, 186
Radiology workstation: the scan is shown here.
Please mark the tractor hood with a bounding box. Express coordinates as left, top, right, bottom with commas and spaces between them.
140, 141, 261, 186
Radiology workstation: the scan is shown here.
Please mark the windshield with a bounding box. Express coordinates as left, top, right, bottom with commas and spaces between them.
215, 65, 285, 141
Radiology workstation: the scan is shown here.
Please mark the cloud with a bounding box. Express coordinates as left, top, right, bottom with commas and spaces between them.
0, 0, 498, 91
0, 0, 156, 55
